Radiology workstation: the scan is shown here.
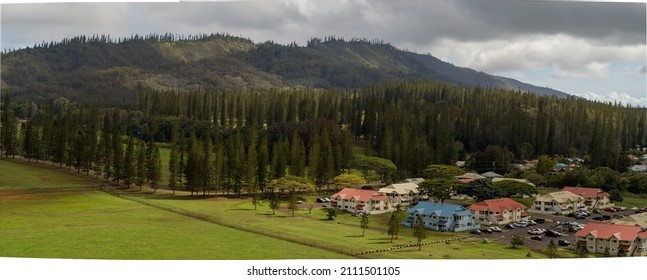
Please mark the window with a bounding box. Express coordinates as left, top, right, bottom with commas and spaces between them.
611, 240, 618, 243
588, 246, 593, 250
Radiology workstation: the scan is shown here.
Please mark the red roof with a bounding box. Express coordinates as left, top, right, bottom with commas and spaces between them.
562, 186, 609, 198
469, 198, 527, 212
575, 222, 642, 241
331, 188, 389, 203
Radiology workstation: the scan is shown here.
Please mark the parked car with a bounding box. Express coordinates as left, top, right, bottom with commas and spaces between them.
505, 224, 516, 229
528, 228, 544, 235
534, 218, 545, 224
315, 198, 325, 203
558, 239, 571, 246
616, 206, 627, 211
470, 230, 481, 235
546, 230, 562, 237
602, 215, 612, 220
631, 206, 639, 212
514, 222, 528, 228
530, 235, 542, 241
605, 207, 617, 213
527, 220, 537, 226
489, 226, 502, 232
575, 214, 586, 220
482, 228, 492, 234
593, 209, 602, 214
592, 216, 605, 221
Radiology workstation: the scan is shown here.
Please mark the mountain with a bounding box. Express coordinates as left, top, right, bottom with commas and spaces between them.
0, 34, 569, 103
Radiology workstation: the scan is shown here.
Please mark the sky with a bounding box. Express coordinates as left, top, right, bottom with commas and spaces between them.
1, 0, 645, 106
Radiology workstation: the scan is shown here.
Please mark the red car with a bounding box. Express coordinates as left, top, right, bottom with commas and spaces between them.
604, 207, 617, 213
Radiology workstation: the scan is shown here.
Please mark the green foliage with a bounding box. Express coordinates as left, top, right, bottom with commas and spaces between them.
413, 214, 427, 251
422, 164, 464, 179
269, 193, 281, 215
609, 189, 624, 203
575, 244, 588, 258
535, 155, 556, 176
603, 247, 610, 257
546, 239, 557, 259
332, 174, 367, 190
350, 154, 396, 183
360, 214, 369, 236
456, 179, 505, 202
325, 207, 337, 220
419, 178, 459, 203
510, 235, 524, 248
493, 180, 538, 198
617, 247, 627, 257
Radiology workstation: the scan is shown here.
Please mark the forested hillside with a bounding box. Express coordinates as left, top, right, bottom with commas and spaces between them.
1, 33, 568, 104
2, 82, 644, 196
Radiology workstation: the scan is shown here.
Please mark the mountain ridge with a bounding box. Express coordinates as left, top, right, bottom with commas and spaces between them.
0, 34, 570, 103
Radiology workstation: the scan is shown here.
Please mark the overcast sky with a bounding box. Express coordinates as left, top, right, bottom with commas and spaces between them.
1, 0, 645, 106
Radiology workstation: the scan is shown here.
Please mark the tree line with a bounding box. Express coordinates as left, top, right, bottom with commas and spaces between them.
2, 81, 646, 193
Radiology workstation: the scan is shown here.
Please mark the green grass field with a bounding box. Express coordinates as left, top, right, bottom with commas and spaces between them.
0, 159, 98, 190
0, 159, 350, 259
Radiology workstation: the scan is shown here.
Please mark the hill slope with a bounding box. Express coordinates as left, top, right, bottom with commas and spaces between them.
0, 34, 569, 103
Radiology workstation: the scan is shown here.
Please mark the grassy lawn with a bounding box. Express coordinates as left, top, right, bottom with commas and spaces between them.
0, 159, 98, 190
363, 238, 543, 259
0, 190, 350, 259
614, 196, 647, 209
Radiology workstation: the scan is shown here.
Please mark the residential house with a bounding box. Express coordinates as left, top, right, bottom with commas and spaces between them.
481, 172, 503, 178
403, 202, 479, 232
562, 186, 613, 209
404, 178, 425, 185
330, 188, 392, 215
629, 165, 647, 173
469, 198, 528, 225
613, 213, 647, 230
529, 191, 586, 215
575, 222, 647, 256
456, 172, 485, 184
378, 182, 421, 207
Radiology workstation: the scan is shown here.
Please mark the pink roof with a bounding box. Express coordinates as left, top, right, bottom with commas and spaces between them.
331, 188, 389, 203
469, 198, 527, 212
562, 186, 609, 198
575, 222, 642, 241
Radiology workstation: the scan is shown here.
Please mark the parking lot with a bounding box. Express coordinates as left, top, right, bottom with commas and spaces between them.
475, 209, 639, 252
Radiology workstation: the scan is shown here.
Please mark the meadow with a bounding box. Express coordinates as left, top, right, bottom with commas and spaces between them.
0, 159, 350, 259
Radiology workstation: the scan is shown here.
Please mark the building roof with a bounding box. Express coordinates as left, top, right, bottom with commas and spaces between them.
492, 177, 536, 187
407, 201, 472, 217
575, 222, 642, 242
331, 188, 389, 203
379, 183, 420, 195
456, 173, 486, 180
481, 172, 503, 178
469, 198, 527, 213
562, 186, 609, 198
534, 191, 584, 203
619, 212, 647, 229
629, 165, 647, 172
404, 178, 425, 185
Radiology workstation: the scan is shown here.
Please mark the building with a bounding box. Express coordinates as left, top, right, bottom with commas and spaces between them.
528, 191, 586, 215
562, 186, 612, 209
612, 213, 647, 230
378, 182, 421, 207
469, 198, 528, 225
404, 178, 425, 185
629, 165, 647, 173
575, 222, 647, 256
455, 173, 485, 184
491, 177, 536, 187
403, 201, 479, 232
330, 188, 392, 215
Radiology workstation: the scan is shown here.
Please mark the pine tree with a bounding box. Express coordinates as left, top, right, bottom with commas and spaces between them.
123, 135, 135, 187
168, 121, 180, 194
546, 239, 558, 259
100, 112, 112, 181
413, 214, 427, 251
135, 141, 147, 191
289, 131, 306, 177
387, 212, 398, 242
257, 135, 269, 192
1, 94, 17, 158
148, 146, 162, 193
360, 214, 369, 237
203, 136, 214, 195
111, 109, 123, 183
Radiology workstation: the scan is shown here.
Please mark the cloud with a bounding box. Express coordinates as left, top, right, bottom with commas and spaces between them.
428, 34, 645, 79
573, 91, 647, 107
641, 65, 647, 74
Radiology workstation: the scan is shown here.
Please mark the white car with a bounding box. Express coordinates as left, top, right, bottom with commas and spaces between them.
489, 226, 502, 232
528, 228, 544, 235
631, 206, 639, 211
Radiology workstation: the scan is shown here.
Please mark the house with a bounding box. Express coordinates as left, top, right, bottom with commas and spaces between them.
469, 198, 528, 225
330, 188, 392, 215
629, 165, 647, 173
403, 201, 479, 232
528, 191, 586, 215
456, 172, 485, 183
562, 186, 613, 209
481, 172, 503, 178
613, 213, 647, 230
575, 222, 647, 256
378, 182, 421, 207
491, 177, 536, 187
404, 178, 425, 185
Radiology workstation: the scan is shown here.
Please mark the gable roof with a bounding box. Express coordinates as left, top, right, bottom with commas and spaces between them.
331, 188, 389, 202
481, 172, 503, 178
456, 173, 485, 180
629, 165, 647, 172
534, 191, 584, 203
469, 198, 527, 212
404, 178, 425, 185
407, 201, 472, 217
379, 182, 420, 195
619, 212, 647, 229
562, 186, 609, 198
575, 222, 642, 241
